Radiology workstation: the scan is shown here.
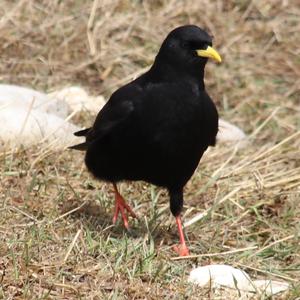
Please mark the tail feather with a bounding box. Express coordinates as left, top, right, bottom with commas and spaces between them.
74, 128, 90, 137
68, 142, 88, 151
69, 127, 91, 151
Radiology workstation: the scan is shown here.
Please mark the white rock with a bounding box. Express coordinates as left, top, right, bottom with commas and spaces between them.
0, 107, 82, 150
189, 264, 289, 297
48, 86, 105, 114
217, 119, 247, 142
0, 84, 101, 150
253, 280, 289, 296
0, 84, 69, 118
0, 84, 105, 119
189, 264, 253, 291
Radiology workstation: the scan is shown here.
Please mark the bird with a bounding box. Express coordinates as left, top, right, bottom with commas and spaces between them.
70, 25, 221, 256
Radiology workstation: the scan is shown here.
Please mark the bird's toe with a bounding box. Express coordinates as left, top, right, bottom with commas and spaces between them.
173, 244, 190, 257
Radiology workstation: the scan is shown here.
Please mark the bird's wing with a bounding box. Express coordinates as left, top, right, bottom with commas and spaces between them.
69, 100, 134, 151
87, 99, 134, 142
69, 81, 142, 151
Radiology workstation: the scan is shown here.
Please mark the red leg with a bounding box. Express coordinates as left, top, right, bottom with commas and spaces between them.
112, 183, 137, 229
173, 216, 190, 256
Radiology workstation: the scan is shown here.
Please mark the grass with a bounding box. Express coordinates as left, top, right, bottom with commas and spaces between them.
0, 0, 300, 299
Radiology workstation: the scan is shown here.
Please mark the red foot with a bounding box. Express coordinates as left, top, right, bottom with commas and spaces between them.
173, 244, 190, 256
174, 216, 190, 256
112, 184, 137, 229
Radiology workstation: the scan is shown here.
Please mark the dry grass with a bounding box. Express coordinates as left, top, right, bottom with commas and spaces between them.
0, 0, 300, 299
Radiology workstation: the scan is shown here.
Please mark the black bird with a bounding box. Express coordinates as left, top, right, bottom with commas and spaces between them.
70, 25, 221, 256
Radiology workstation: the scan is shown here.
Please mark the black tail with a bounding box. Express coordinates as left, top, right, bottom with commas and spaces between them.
68, 142, 88, 151
74, 128, 90, 137
69, 127, 91, 151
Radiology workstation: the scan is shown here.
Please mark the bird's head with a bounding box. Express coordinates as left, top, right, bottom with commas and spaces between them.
154, 25, 221, 80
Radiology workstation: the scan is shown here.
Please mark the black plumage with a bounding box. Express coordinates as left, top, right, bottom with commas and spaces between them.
70, 25, 221, 256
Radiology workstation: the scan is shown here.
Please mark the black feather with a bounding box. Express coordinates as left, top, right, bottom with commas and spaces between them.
74, 128, 90, 137
68, 142, 88, 151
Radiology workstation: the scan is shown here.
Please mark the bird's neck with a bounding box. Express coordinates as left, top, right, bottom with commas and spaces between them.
148, 59, 206, 90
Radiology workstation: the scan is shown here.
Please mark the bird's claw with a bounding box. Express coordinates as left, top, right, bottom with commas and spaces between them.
112, 193, 137, 229
173, 244, 190, 257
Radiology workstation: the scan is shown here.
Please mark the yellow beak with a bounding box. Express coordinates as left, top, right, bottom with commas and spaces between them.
196, 46, 222, 63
